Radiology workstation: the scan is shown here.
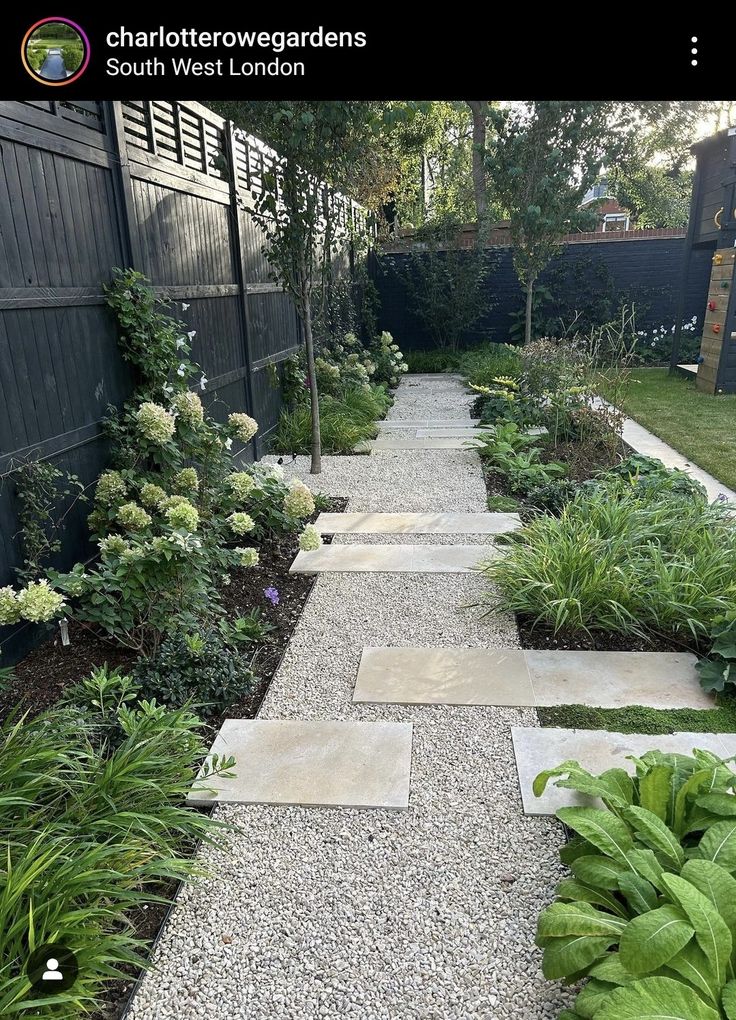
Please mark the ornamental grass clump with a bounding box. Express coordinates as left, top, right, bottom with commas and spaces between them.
0, 665, 233, 1017
483, 485, 736, 643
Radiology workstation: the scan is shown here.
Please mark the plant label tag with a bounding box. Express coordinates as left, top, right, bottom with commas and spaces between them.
59, 618, 70, 646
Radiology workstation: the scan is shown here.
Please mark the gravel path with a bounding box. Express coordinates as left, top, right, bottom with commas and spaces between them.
129, 376, 569, 1020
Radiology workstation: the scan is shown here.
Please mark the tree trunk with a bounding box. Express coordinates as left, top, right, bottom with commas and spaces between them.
467, 101, 488, 232
525, 275, 535, 346
300, 266, 322, 474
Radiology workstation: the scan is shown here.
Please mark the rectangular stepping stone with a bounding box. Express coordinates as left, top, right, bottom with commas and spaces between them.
416, 428, 483, 438
353, 646, 533, 705
189, 719, 413, 809
371, 436, 484, 450
526, 650, 708, 710
512, 727, 736, 815
379, 418, 480, 430
314, 512, 520, 535
290, 543, 496, 574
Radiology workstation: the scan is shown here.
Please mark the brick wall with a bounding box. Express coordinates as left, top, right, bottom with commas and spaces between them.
374, 236, 712, 350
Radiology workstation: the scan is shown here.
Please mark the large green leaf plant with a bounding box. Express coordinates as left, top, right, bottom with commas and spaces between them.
535, 749, 736, 1018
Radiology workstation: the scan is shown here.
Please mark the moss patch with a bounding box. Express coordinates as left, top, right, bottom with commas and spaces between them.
537, 698, 736, 735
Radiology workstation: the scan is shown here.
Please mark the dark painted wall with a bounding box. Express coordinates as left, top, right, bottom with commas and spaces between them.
374, 238, 714, 349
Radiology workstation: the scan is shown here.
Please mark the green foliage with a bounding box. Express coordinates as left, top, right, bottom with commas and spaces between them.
697, 614, 736, 695
404, 348, 462, 373
134, 631, 256, 715
535, 748, 736, 1019
4, 459, 86, 582
389, 224, 497, 348
487, 494, 522, 512
271, 384, 390, 455
458, 343, 524, 388
44, 270, 302, 655
486, 102, 625, 341
599, 455, 708, 502
0, 667, 233, 1017
473, 422, 565, 494
483, 486, 736, 641
526, 478, 580, 515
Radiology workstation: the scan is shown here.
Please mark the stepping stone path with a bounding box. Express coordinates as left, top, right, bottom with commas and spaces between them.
315, 511, 520, 534
513, 727, 736, 816
371, 436, 484, 450
379, 417, 481, 430
132, 374, 736, 1020
353, 647, 707, 709
290, 542, 496, 574
190, 719, 412, 809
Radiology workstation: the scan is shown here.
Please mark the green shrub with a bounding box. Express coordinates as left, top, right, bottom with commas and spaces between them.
526, 478, 579, 515
270, 390, 382, 454
404, 349, 462, 373
483, 487, 736, 640
458, 343, 523, 387
0, 667, 233, 1017
535, 749, 736, 1019
697, 612, 736, 694
134, 630, 256, 714
599, 454, 708, 502
473, 422, 565, 494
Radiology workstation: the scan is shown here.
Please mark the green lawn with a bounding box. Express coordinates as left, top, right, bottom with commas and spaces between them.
614, 368, 736, 491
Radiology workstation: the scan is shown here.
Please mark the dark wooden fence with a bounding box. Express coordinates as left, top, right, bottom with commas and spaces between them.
0, 99, 363, 661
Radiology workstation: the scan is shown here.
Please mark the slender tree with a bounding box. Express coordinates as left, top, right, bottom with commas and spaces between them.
217, 102, 379, 473
486, 102, 621, 344
467, 101, 489, 226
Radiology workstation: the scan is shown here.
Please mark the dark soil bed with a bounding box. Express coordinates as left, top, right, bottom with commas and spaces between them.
515, 614, 702, 655
0, 497, 347, 728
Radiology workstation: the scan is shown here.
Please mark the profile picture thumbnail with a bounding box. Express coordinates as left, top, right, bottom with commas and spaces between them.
22, 18, 90, 85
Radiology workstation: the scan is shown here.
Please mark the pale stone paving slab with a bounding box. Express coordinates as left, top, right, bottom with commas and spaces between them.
371, 436, 484, 450
354, 646, 533, 706
315, 511, 521, 534
513, 727, 736, 816
290, 543, 496, 574
416, 427, 483, 438
526, 649, 708, 709
351, 646, 706, 710
189, 719, 413, 809
379, 418, 481, 430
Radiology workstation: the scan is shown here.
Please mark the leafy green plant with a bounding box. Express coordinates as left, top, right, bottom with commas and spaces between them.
133, 630, 257, 714
697, 614, 736, 694
600, 454, 708, 502
219, 609, 275, 646
3, 459, 87, 582
473, 422, 565, 494
535, 749, 736, 1019
0, 668, 234, 1017
458, 343, 524, 388
483, 486, 736, 641
404, 348, 462, 373
526, 478, 579, 515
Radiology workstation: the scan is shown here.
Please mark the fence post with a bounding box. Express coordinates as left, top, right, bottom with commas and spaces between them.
225, 121, 258, 460
106, 101, 143, 270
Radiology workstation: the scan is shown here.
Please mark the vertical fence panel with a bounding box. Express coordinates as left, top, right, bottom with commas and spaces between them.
0, 100, 364, 662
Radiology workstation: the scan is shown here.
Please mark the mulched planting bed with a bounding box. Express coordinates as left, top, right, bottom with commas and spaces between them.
515, 615, 702, 655
0, 496, 347, 728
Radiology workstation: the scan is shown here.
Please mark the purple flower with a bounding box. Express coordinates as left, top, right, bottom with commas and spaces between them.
717, 493, 729, 503
263, 586, 280, 606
